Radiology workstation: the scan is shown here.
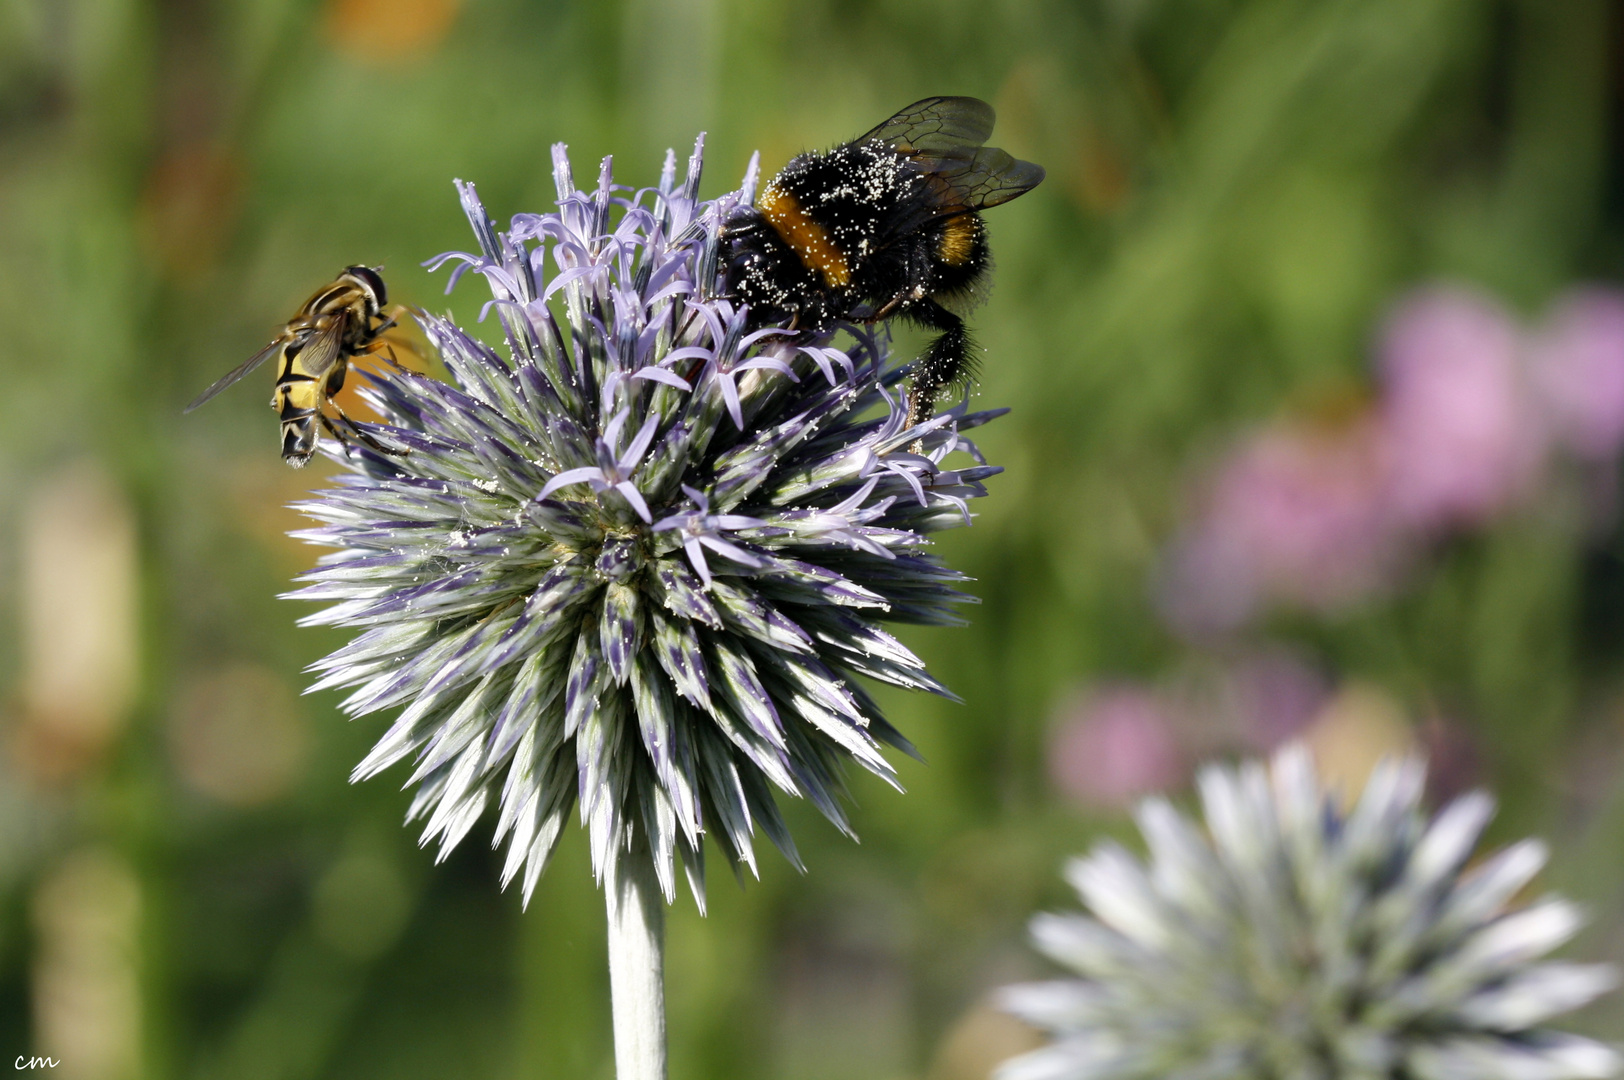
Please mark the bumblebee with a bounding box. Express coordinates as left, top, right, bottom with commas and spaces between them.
723, 96, 1044, 427
185, 265, 408, 468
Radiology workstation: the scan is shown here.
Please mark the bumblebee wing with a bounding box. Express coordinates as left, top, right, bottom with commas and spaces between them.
859, 98, 1043, 226
928, 146, 1046, 210
868, 147, 1045, 245
183, 339, 285, 413
858, 97, 996, 155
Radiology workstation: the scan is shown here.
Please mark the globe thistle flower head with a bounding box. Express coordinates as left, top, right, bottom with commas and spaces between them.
999, 746, 1621, 1080
286, 138, 1003, 907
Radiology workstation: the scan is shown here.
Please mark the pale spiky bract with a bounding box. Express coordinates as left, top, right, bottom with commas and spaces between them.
286, 139, 1002, 907
999, 746, 1622, 1080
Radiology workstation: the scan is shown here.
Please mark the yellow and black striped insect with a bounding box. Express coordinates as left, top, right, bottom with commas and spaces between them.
185, 265, 408, 468
723, 97, 1044, 428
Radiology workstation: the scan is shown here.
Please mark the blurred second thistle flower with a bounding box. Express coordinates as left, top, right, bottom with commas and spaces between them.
285, 141, 1003, 905
999, 746, 1621, 1080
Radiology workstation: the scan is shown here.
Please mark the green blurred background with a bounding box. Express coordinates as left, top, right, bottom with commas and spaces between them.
4, 0, 1624, 1076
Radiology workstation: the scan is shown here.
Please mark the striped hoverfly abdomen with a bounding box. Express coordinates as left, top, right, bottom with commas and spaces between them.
185, 265, 409, 468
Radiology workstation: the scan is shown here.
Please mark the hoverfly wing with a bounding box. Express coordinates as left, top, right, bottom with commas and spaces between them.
291, 317, 346, 381
858, 96, 996, 155
931, 146, 1046, 211
184, 339, 287, 413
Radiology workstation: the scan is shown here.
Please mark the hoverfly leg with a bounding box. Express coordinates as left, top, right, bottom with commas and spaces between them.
329, 400, 410, 458
317, 411, 357, 459
363, 337, 411, 374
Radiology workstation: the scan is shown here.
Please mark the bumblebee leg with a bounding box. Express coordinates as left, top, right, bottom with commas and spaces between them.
867, 295, 905, 323
673, 306, 701, 343
902, 298, 972, 430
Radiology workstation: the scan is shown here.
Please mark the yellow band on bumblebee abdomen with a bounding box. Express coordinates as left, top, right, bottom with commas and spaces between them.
759, 185, 851, 288
937, 213, 979, 266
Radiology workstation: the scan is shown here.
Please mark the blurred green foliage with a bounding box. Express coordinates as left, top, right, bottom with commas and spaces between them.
2, 0, 1623, 1077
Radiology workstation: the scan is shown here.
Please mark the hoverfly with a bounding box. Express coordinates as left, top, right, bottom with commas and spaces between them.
723, 97, 1044, 427
185, 265, 408, 468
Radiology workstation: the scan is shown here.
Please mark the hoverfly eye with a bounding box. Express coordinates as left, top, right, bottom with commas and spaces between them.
349, 265, 388, 309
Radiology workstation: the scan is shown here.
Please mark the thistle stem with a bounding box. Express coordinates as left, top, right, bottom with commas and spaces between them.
605, 852, 666, 1080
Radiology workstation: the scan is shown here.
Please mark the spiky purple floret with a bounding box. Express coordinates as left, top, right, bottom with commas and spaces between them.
286, 138, 1004, 906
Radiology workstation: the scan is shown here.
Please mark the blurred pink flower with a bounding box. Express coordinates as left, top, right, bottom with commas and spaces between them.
1157, 417, 1398, 633
1223, 647, 1332, 750
1529, 289, 1624, 462
1047, 684, 1184, 809
1377, 287, 1545, 530
1159, 282, 1624, 634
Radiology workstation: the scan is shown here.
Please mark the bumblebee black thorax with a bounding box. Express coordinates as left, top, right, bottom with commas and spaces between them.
727, 143, 937, 326
718, 95, 1042, 427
